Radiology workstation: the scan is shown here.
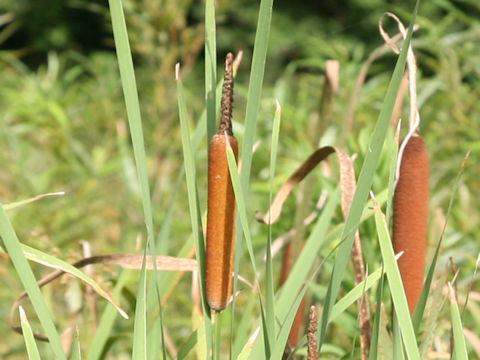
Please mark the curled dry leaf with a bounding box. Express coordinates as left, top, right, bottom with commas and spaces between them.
256, 146, 360, 228
255, 146, 335, 225
258, 146, 372, 358
10, 253, 197, 341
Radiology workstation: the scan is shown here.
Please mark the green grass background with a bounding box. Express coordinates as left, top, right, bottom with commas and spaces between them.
0, 0, 479, 358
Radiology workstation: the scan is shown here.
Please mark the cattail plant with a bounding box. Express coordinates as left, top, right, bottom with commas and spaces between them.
393, 135, 429, 314
205, 53, 239, 312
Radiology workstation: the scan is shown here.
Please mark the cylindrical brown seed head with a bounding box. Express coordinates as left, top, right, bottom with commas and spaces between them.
206, 52, 238, 312
393, 135, 429, 314
206, 134, 238, 311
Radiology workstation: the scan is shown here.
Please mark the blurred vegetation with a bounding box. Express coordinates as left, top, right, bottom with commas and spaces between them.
0, 0, 479, 357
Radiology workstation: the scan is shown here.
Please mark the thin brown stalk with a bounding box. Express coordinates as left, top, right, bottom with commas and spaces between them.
351, 233, 371, 360
307, 306, 319, 360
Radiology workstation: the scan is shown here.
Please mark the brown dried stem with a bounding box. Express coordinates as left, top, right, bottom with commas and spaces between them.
337, 149, 371, 359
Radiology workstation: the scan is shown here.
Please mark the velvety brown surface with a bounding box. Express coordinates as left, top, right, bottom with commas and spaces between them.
393, 135, 429, 314
206, 134, 238, 311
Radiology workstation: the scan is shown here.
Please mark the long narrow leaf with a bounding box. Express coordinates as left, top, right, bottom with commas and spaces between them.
330, 267, 383, 321
176, 64, 212, 356
368, 272, 386, 360
270, 286, 308, 359
448, 283, 469, 360
265, 102, 282, 350
232, 292, 256, 359
236, 327, 260, 360
232, 0, 273, 352
373, 197, 420, 360
318, 3, 418, 350
109, 2, 162, 358
87, 270, 131, 360
226, 141, 259, 278
205, 0, 217, 143
177, 330, 198, 360
8, 244, 128, 319
226, 140, 273, 357
385, 125, 400, 227
70, 328, 82, 360
392, 313, 406, 360
250, 186, 340, 358
0, 205, 66, 359
132, 252, 148, 359
108, 0, 154, 244
412, 152, 469, 329
19, 306, 41, 360
240, 0, 273, 188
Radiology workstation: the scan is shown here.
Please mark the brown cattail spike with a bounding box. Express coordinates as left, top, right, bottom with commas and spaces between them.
393, 135, 429, 314
206, 52, 238, 312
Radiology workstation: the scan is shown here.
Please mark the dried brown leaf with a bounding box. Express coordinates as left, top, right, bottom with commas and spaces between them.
256, 146, 335, 224
10, 253, 197, 341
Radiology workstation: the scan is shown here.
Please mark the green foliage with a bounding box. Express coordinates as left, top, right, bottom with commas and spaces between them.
1, 0, 479, 358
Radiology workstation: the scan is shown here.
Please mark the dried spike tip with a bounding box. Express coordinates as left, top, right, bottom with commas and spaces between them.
307, 306, 319, 360
206, 52, 238, 312
393, 135, 429, 314
218, 52, 234, 136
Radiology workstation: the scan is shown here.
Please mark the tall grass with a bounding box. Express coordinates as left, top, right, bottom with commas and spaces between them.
0, 0, 478, 359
